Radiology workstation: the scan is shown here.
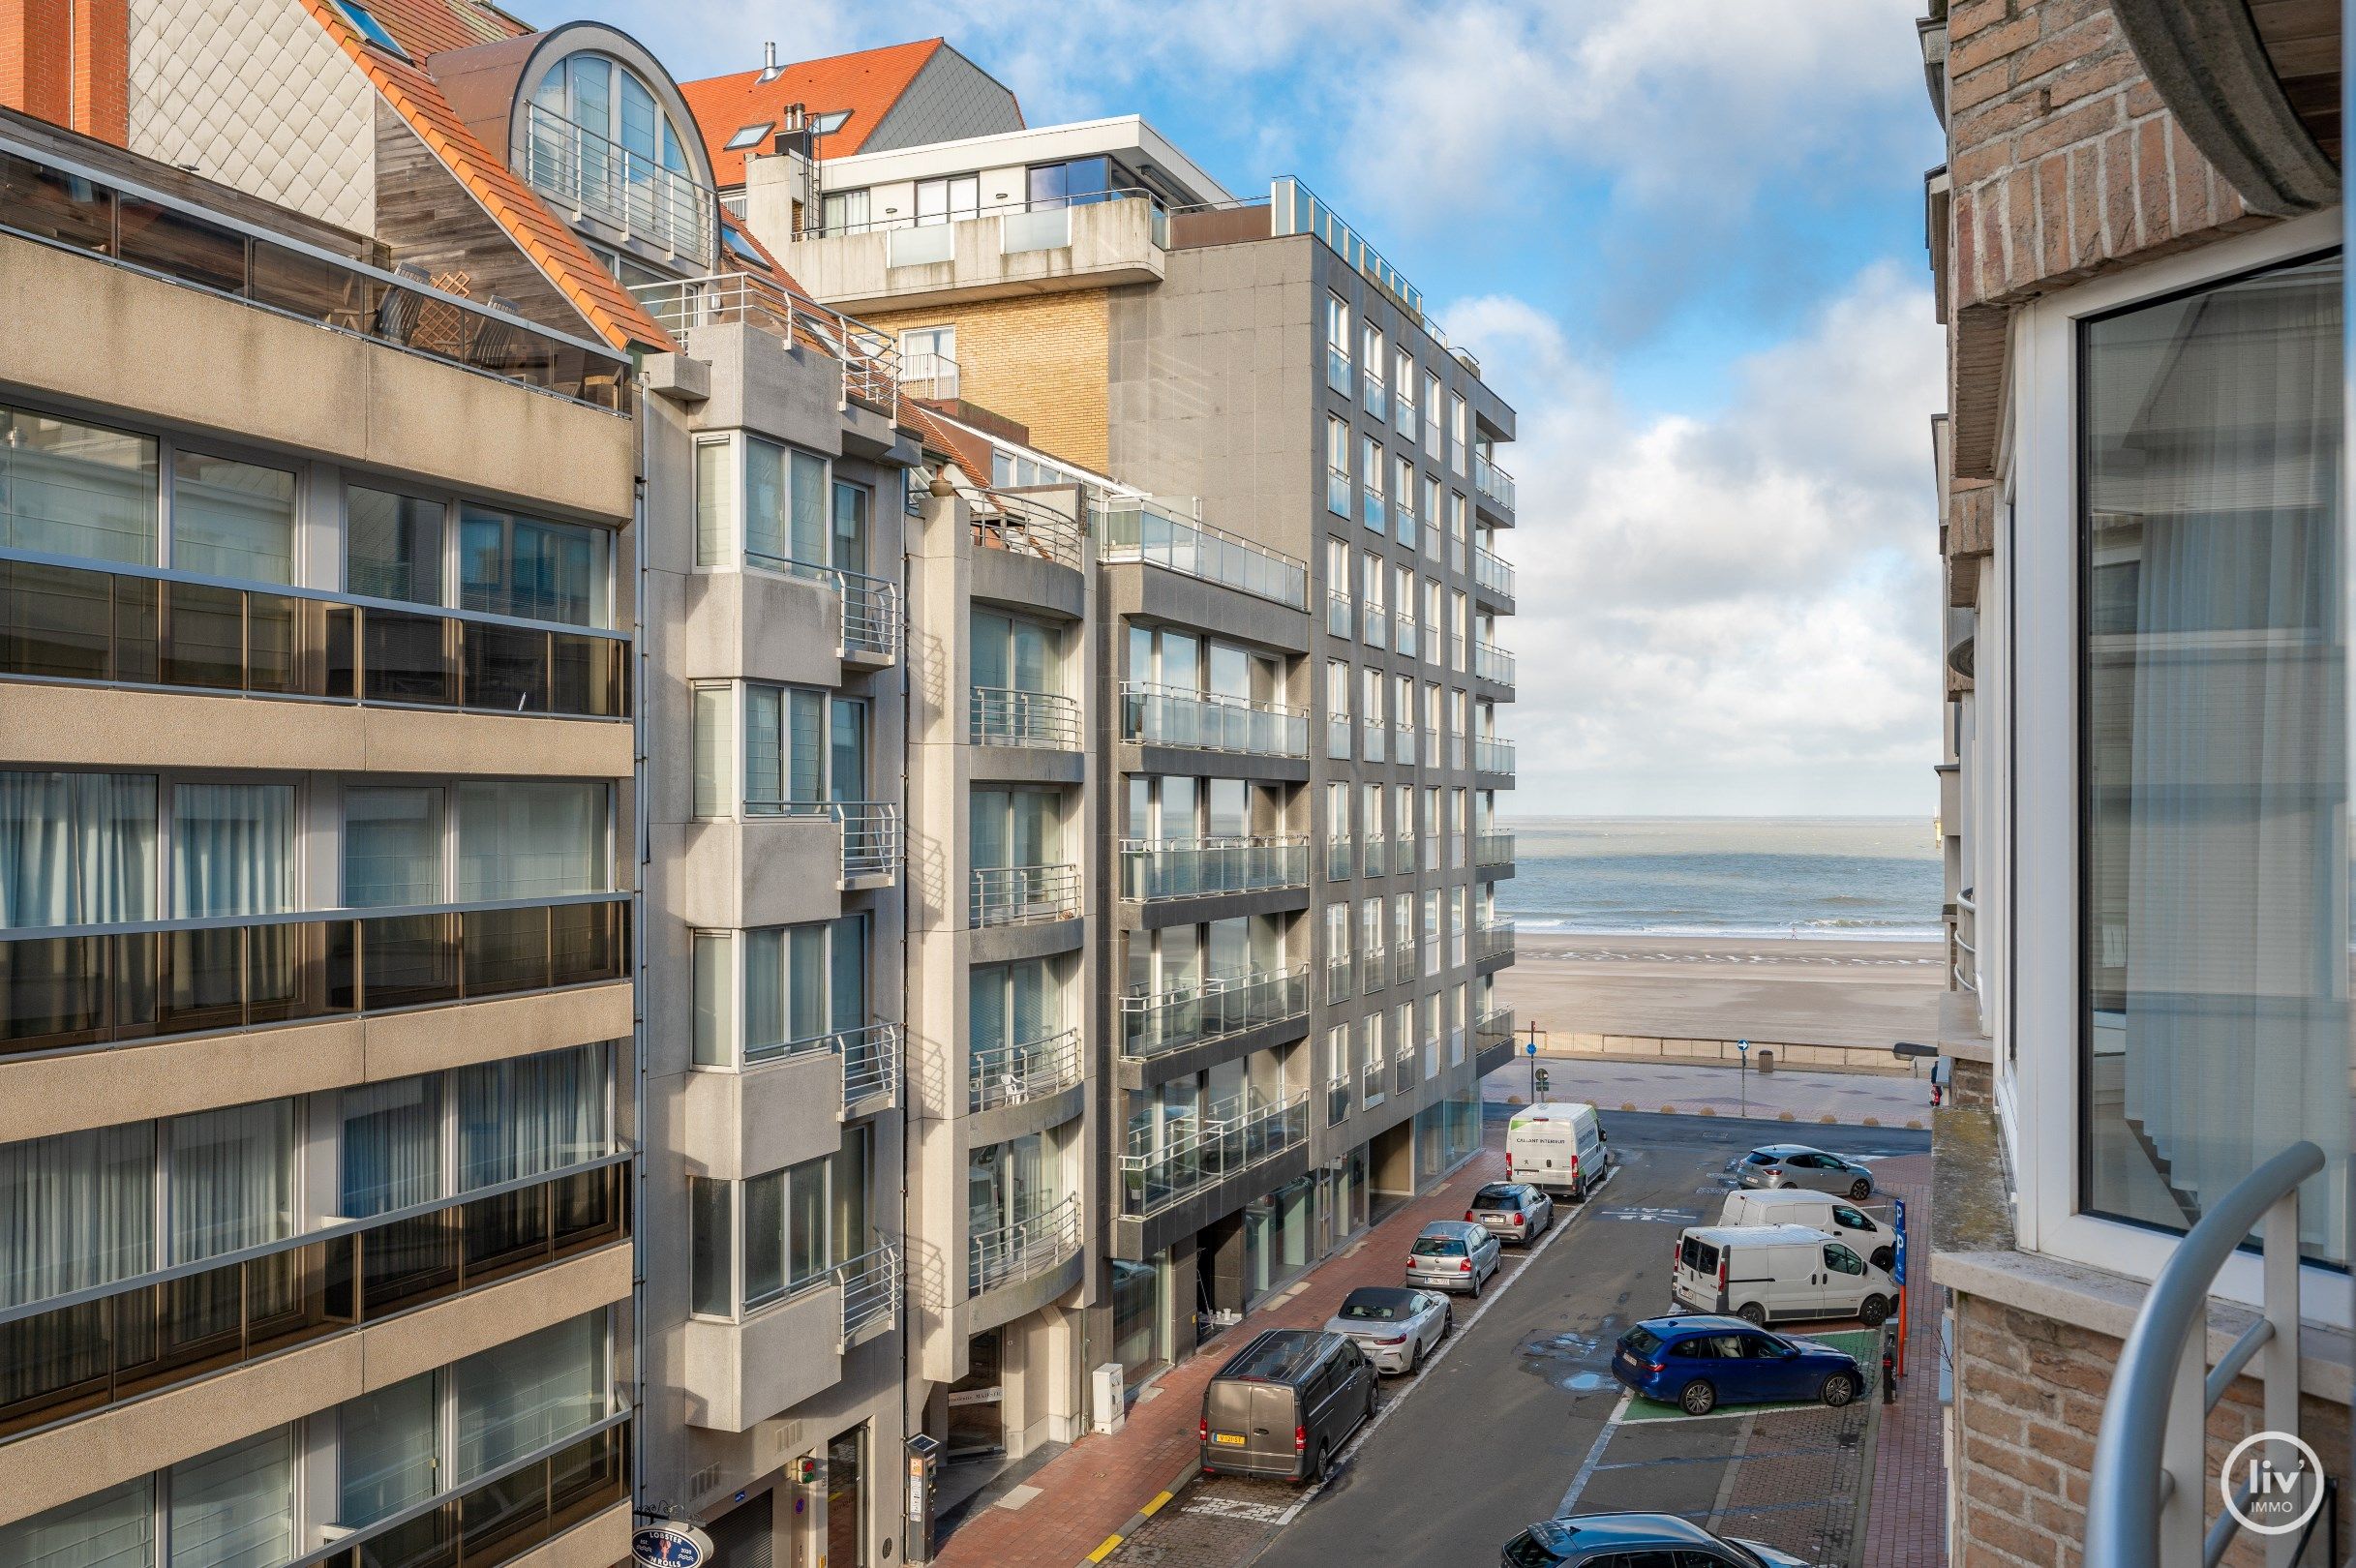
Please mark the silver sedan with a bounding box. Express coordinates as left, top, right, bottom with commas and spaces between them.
1323, 1285, 1452, 1374
1734, 1144, 1876, 1200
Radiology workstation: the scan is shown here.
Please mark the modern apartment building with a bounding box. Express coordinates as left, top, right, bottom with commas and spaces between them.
695, 44, 1522, 1490
1917, 1, 2349, 1561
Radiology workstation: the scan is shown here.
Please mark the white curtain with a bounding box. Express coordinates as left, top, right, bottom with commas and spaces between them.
339, 1076, 442, 1218
0, 772, 156, 928
0, 1476, 155, 1568
454, 781, 606, 899
342, 787, 443, 908
0, 1125, 153, 1308
167, 1427, 292, 1568
165, 1103, 291, 1265
169, 785, 292, 919
453, 1312, 603, 1482
457, 1043, 607, 1191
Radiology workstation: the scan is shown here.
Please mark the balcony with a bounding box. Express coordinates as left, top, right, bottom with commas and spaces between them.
1395, 943, 1417, 987
1365, 603, 1389, 651
1473, 453, 1517, 517
1365, 721, 1388, 765
1477, 1005, 1515, 1047
522, 102, 714, 268
1476, 919, 1516, 964
0, 1156, 627, 1440
1100, 498, 1308, 609
1326, 714, 1351, 760
969, 1025, 1085, 1112
306, 1415, 628, 1568
1326, 590, 1352, 639
838, 1021, 900, 1116
740, 798, 902, 888
1325, 835, 1353, 882
0, 896, 629, 1059
1326, 347, 1353, 397
0, 137, 631, 410
0, 554, 629, 718
1326, 467, 1352, 517
1120, 1092, 1309, 1219
1476, 830, 1517, 870
970, 1192, 1083, 1297
740, 552, 901, 665
1359, 943, 1388, 990
1121, 683, 1308, 760
1327, 1074, 1352, 1126
1365, 373, 1388, 421
1362, 1062, 1385, 1108
1475, 737, 1517, 776
974, 491, 1086, 572
901, 347, 959, 401
1474, 640, 1517, 687
1325, 952, 1351, 1005
783, 191, 1168, 316
630, 270, 899, 411
1952, 890, 1979, 995
1120, 834, 1309, 903
1395, 507, 1418, 555
1364, 834, 1390, 879
1364, 492, 1387, 534
836, 1240, 900, 1347
1473, 544, 1516, 603
1117, 966, 1310, 1062
969, 863, 1082, 928
970, 685, 1081, 749
1395, 613, 1419, 661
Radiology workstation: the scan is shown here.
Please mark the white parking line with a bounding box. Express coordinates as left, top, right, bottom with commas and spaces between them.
1557, 1391, 1632, 1517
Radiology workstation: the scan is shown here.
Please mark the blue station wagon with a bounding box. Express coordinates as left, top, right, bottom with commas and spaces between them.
1610, 1314, 1863, 1416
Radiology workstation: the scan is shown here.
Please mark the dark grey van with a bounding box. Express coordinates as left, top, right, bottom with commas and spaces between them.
1199, 1328, 1378, 1483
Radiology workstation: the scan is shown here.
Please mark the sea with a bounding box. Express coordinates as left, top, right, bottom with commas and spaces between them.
1496, 816, 1944, 942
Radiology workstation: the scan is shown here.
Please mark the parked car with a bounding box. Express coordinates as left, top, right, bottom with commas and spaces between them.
1671, 1223, 1897, 1326
1734, 1143, 1875, 1200
1199, 1328, 1377, 1483
1505, 1101, 1607, 1197
1610, 1314, 1865, 1416
1406, 1219, 1501, 1295
1501, 1511, 1822, 1566
1719, 1188, 1898, 1272
1467, 1181, 1556, 1245
1322, 1284, 1451, 1373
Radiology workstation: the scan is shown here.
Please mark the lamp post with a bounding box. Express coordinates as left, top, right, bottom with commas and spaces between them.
1737, 1039, 1748, 1119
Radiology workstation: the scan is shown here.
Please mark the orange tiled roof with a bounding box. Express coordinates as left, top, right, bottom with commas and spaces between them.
901, 399, 994, 486
297, 0, 676, 353
681, 38, 951, 187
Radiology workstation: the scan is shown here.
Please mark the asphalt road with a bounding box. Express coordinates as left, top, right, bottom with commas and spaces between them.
1119, 1112, 1929, 1568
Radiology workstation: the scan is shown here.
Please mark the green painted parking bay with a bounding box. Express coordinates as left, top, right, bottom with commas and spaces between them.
1618, 1329, 1883, 1423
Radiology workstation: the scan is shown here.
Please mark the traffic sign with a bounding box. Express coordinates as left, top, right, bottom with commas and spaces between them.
1525, 1039, 1538, 1056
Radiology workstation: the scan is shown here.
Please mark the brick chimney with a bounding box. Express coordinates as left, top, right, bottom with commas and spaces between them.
0, 0, 130, 145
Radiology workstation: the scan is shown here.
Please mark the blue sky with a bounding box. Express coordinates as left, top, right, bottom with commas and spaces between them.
527, 1, 1950, 818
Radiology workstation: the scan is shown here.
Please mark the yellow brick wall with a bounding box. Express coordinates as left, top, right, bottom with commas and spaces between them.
866, 290, 1110, 473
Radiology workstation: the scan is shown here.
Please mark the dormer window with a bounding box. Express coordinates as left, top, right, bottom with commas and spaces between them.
726, 124, 774, 151
524, 51, 712, 268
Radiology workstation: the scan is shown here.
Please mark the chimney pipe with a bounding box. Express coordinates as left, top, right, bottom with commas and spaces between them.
765, 41, 776, 69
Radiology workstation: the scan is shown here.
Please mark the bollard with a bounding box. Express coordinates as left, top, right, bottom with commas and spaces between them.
1880, 1323, 1900, 1403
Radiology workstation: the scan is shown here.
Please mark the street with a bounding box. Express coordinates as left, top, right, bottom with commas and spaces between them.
1110, 1112, 1930, 1568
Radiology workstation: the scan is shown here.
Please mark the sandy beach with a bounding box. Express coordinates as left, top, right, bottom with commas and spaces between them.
1495, 931, 1944, 1055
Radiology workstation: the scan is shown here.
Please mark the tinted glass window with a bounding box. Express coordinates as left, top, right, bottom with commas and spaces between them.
1825, 1244, 1864, 1276
1412, 1235, 1466, 1257
1501, 1531, 1566, 1568
1832, 1206, 1869, 1229
1745, 1151, 1778, 1165
1620, 1326, 1664, 1358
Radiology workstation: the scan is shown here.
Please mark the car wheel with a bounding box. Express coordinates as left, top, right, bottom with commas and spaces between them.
1737, 1301, 1767, 1325
1679, 1379, 1717, 1416
1858, 1294, 1891, 1328
1406, 1337, 1422, 1373
1442, 1307, 1454, 1337
1871, 1246, 1896, 1272
1849, 1178, 1873, 1200
1820, 1372, 1858, 1408
1310, 1440, 1330, 1484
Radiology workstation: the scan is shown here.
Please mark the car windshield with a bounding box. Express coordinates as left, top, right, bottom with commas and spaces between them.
1746, 1150, 1781, 1164
1473, 1185, 1520, 1208
1620, 1325, 1665, 1357
1501, 1524, 1573, 1567
1412, 1235, 1466, 1257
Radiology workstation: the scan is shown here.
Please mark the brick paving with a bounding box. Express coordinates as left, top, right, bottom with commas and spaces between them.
1858, 1152, 1946, 1566
932, 1138, 1511, 1568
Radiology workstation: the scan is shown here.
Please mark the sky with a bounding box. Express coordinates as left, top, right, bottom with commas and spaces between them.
525, 0, 1950, 819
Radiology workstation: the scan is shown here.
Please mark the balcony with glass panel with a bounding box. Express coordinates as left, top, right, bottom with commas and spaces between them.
1473, 544, 1517, 607
1475, 918, 1516, 967
1358, 943, 1388, 993
1363, 491, 1386, 535
969, 863, 1082, 928
1326, 346, 1353, 397
1118, 1092, 1309, 1221
302, 1415, 632, 1568
1325, 950, 1352, 1005
968, 1026, 1084, 1114
1475, 737, 1516, 778
1364, 720, 1388, 765
970, 686, 1082, 750
1474, 640, 1516, 689
631, 270, 906, 432
778, 189, 1169, 316
1120, 683, 1308, 763
1476, 1005, 1516, 1053
1362, 1062, 1386, 1109
1117, 966, 1310, 1065
1473, 453, 1517, 520
1476, 830, 1517, 871
1325, 833, 1354, 882
1326, 589, 1352, 640
1365, 603, 1389, 651
1363, 833, 1390, 879
1119, 835, 1309, 907
1099, 498, 1308, 612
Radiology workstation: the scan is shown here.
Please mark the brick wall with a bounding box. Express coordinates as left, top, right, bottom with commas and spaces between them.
866, 291, 1111, 474
1951, 1292, 2349, 1566
0, 0, 127, 143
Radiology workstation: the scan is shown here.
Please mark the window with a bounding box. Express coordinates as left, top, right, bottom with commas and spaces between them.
344, 785, 445, 906
0, 403, 158, 566
459, 505, 609, 626
531, 51, 692, 186
822, 187, 871, 234
693, 916, 869, 1066
689, 682, 867, 814
173, 451, 295, 585
915, 173, 980, 226
335, 0, 408, 56
810, 109, 851, 136
1394, 347, 1417, 437
1449, 392, 1469, 474
1422, 475, 1442, 560
455, 1312, 605, 1480
1363, 323, 1387, 416
1423, 372, 1443, 457
1326, 537, 1351, 632
1394, 455, 1417, 548
1423, 890, 1441, 976
2078, 250, 2347, 1262
1326, 658, 1351, 759
171, 782, 294, 917
0, 770, 156, 926
972, 610, 1059, 695
725, 122, 774, 150
454, 780, 607, 898
899, 326, 957, 399
971, 787, 1062, 871
1325, 415, 1353, 516
1394, 566, 1417, 657
1362, 665, 1384, 759
1362, 551, 1386, 639
696, 432, 828, 570
1824, 1243, 1865, 1277
347, 487, 445, 603
1326, 292, 1353, 394
1361, 436, 1385, 531
1028, 156, 1115, 208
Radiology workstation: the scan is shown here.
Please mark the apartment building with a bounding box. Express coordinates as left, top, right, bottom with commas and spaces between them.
1917, 0, 2348, 1561
696, 45, 1522, 1483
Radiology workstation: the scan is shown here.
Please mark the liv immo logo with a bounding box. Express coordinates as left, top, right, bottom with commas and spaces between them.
2220, 1431, 2326, 1538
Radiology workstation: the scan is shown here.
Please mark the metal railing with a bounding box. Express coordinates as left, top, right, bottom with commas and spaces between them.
1477, 1006, 1515, 1045
901, 349, 959, 401
0, 552, 629, 717
1364, 834, 1390, 878
1120, 834, 1309, 902
1118, 966, 1310, 1062
1359, 943, 1388, 988
740, 550, 902, 662
1397, 942, 1418, 986
1120, 682, 1308, 758
970, 863, 1082, 928
838, 1020, 899, 1114
1326, 590, 1353, 639
802, 187, 1168, 247
1474, 544, 1517, 600
1476, 737, 1517, 775
1473, 453, 1517, 513
0, 895, 629, 1057
522, 102, 713, 265
630, 270, 899, 409
1099, 498, 1309, 609
1277, 176, 1426, 323
1476, 919, 1516, 963
0, 136, 631, 410
1327, 1074, 1352, 1126
1475, 640, 1517, 686
2086, 1140, 2327, 1568
0, 1155, 628, 1440
1477, 830, 1516, 868
968, 1025, 1084, 1112
1326, 953, 1352, 1004
1326, 835, 1354, 882
1365, 603, 1390, 650
970, 1192, 1082, 1296
837, 1240, 899, 1344
835, 801, 901, 882
973, 491, 1086, 571
1952, 890, 1979, 995
1362, 1062, 1386, 1108
1120, 1092, 1309, 1219
971, 685, 1082, 749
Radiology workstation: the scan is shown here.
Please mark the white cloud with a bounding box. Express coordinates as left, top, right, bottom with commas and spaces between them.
1444, 263, 1944, 816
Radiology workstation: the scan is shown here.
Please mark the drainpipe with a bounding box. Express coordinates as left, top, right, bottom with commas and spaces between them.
630, 380, 652, 1520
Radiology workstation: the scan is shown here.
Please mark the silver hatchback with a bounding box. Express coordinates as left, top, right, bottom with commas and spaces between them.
1406, 1219, 1501, 1296
1735, 1144, 1876, 1200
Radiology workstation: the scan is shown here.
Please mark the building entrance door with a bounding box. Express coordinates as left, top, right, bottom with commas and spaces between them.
825, 1426, 866, 1567
946, 1329, 1005, 1458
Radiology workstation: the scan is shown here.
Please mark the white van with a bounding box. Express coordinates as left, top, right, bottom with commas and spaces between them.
1717, 1189, 1899, 1272
1505, 1102, 1607, 1198
1671, 1223, 1898, 1326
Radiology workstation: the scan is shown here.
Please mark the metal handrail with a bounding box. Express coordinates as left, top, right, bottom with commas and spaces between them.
969, 862, 1082, 928
1119, 681, 1310, 758
522, 103, 713, 265
833, 801, 901, 882
836, 1240, 899, 1342
901, 348, 959, 401
802, 186, 1169, 240
1474, 544, 1517, 599
2086, 1140, 2327, 1568
839, 1021, 899, 1113
968, 1025, 1084, 1111
1117, 965, 1311, 1061
1119, 833, 1310, 902
969, 1192, 1082, 1296
970, 684, 1082, 748
1119, 1092, 1309, 1218
743, 553, 906, 661
974, 490, 1086, 569
1099, 497, 1309, 609
1474, 453, 1517, 512
629, 271, 900, 408
1475, 640, 1518, 686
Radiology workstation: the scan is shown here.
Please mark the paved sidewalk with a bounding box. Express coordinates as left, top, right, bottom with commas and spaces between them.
1858, 1151, 1946, 1565
1486, 1057, 1934, 1130
932, 1138, 1511, 1568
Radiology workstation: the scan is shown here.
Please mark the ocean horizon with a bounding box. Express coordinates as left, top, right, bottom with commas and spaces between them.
1494, 814, 1944, 942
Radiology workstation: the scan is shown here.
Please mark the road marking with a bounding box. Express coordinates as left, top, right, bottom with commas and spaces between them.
1706, 1410, 1757, 1536
1597, 1206, 1700, 1223
1183, 1496, 1297, 1524
1556, 1390, 1632, 1517
1138, 1491, 1173, 1518
1085, 1534, 1124, 1561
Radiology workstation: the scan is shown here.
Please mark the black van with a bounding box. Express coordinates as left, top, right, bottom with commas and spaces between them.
1199, 1328, 1377, 1483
